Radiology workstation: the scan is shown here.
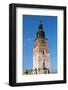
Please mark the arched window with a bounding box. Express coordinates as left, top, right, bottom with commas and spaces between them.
43, 62, 45, 69
43, 50, 44, 55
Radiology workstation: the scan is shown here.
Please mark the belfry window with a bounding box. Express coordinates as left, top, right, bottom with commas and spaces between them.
43, 51, 44, 55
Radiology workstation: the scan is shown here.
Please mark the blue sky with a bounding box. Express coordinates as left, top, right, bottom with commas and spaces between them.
23, 15, 57, 72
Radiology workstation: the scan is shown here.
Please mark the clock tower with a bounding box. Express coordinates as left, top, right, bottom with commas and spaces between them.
33, 20, 50, 74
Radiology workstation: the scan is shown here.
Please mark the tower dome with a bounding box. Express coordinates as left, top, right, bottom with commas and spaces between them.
36, 21, 45, 39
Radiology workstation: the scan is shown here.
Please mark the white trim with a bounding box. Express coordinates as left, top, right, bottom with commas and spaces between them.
16, 7, 64, 83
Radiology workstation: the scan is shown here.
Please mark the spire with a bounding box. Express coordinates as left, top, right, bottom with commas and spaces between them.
35, 16, 45, 39
38, 16, 43, 31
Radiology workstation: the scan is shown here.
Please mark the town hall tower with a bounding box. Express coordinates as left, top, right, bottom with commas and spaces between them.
33, 20, 50, 74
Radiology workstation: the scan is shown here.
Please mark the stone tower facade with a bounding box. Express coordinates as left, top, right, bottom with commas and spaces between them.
33, 21, 50, 74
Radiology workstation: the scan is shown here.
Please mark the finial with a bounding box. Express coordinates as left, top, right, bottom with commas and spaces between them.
39, 16, 42, 24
